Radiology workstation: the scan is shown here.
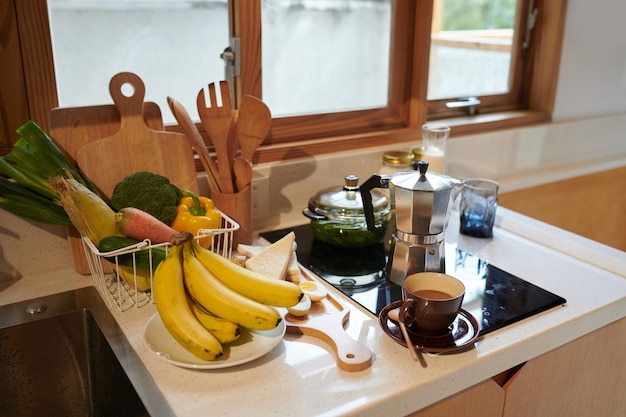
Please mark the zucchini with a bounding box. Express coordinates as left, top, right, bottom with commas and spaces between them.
98, 236, 167, 270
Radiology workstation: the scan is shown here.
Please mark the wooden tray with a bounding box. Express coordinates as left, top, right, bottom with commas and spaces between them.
284, 267, 373, 372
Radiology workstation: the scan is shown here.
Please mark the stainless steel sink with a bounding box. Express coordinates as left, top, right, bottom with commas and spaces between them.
0, 286, 174, 417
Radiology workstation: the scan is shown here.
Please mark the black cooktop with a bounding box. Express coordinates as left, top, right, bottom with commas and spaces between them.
261, 225, 566, 336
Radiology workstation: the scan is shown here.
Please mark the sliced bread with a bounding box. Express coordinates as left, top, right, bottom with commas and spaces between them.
244, 232, 295, 280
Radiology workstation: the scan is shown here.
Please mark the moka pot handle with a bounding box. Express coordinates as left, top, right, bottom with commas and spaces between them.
359, 174, 391, 233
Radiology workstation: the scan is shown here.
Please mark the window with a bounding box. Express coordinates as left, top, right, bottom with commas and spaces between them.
2, 0, 567, 164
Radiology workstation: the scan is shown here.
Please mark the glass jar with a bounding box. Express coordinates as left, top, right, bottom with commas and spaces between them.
378, 151, 415, 175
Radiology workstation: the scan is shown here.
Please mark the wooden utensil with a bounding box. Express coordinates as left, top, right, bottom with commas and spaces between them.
197, 81, 234, 193
76, 72, 198, 199
238, 95, 272, 162
233, 156, 252, 192
167, 96, 222, 194
50, 81, 164, 274
226, 109, 240, 165
284, 267, 373, 372
390, 307, 427, 367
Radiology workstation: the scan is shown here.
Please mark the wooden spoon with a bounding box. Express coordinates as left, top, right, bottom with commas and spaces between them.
389, 307, 427, 367
233, 157, 253, 192
167, 96, 222, 194
238, 95, 272, 162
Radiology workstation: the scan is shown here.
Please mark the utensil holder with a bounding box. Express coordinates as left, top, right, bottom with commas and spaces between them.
211, 185, 253, 245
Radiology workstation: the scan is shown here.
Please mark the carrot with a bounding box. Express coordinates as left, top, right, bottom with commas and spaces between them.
115, 207, 178, 244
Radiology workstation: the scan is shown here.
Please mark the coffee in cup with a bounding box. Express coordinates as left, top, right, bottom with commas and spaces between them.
399, 272, 465, 334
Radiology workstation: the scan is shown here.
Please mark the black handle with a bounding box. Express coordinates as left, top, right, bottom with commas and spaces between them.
359, 174, 390, 233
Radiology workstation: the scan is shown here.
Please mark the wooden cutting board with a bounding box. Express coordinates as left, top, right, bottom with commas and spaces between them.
284, 267, 373, 372
76, 72, 198, 199
49, 72, 198, 274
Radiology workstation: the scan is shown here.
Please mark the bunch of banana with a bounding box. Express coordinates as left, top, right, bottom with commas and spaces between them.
153, 234, 304, 361
152, 244, 224, 361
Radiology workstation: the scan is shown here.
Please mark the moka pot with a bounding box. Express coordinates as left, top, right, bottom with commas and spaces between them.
360, 161, 463, 285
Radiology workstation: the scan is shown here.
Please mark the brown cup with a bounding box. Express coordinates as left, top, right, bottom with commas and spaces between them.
399, 272, 465, 334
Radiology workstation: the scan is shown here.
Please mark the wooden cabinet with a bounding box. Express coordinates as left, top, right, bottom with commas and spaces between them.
409, 317, 626, 417
407, 379, 504, 417
499, 166, 626, 251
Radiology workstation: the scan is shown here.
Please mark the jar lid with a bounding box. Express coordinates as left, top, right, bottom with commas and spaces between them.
382, 151, 414, 166
411, 146, 424, 160
308, 175, 390, 220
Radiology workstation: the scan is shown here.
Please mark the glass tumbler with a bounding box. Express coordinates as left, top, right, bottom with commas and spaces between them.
459, 178, 499, 238
421, 123, 450, 174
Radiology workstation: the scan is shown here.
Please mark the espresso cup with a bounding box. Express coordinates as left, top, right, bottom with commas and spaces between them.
399, 272, 465, 334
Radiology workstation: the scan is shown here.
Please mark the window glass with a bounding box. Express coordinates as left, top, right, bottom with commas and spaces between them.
428, 0, 517, 100
48, 0, 229, 124
261, 0, 392, 117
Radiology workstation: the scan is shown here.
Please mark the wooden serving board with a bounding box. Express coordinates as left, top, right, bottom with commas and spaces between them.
284, 267, 373, 372
76, 72, 198, 199
49, 72, 198, 274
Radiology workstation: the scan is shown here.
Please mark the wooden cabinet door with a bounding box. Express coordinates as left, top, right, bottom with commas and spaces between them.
503, 318, 626, 417
407, 378, 504, 417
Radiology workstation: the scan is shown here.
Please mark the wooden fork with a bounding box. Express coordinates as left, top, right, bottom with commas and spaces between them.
197, 81, 234, 193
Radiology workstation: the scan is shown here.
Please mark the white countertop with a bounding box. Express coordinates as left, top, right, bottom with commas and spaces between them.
2, 207, 625, 417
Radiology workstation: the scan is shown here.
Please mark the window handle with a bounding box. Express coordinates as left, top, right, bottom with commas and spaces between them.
220, 37, 240, 102
445, 97, 481, 115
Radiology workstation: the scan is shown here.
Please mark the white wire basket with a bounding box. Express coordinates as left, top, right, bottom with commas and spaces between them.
82, 209, 239, 312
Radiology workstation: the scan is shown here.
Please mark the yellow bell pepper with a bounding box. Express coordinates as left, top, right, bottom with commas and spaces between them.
171, 190, 221, 248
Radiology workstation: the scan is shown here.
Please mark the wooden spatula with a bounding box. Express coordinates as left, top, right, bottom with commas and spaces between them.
167, 96, 222, 194
76, 72, 198, 199
197, 81, 234, 193
239, 95, 272, 162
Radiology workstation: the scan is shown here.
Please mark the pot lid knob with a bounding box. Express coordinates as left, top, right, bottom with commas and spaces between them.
416, 160, 429, 176
344, 174, 359, 190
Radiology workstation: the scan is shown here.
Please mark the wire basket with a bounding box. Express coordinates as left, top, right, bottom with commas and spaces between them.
82, 210, 239, 312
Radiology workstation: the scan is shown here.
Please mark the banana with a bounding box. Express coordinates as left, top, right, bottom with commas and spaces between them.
187, 295, 241, 344
191, 239, 303, 307
182, 243, 282, 330
153, 244, 224, 360
118, 265, 152, 292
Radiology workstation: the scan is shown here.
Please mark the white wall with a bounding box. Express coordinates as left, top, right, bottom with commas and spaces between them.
553, 0, 626, 120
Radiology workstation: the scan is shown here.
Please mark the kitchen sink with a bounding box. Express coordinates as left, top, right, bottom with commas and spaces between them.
0, 286, 173, 417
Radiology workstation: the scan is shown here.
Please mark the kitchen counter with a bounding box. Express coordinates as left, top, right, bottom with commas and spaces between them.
1, 206, 625, 417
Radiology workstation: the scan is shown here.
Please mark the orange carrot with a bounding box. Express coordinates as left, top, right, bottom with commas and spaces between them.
115, 207, 178, 244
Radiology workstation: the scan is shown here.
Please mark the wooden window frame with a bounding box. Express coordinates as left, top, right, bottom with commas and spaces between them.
2, 0, 567, 166
233, 0, 566, 164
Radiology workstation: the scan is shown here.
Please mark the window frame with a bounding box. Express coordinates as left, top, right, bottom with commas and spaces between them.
2, 0, 567, 166
233, 0, 566, 164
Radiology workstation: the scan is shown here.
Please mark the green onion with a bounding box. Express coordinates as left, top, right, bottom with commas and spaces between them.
0, 120, 100, 225
0, 180, 70, 225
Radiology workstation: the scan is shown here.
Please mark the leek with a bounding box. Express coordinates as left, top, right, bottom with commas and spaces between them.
0, 178, 69, 225
0, 120, 101, 225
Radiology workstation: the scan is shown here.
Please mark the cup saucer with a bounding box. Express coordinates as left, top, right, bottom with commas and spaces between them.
379, 301, 481, 353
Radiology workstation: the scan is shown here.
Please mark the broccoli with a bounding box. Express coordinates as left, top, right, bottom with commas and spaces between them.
110, 171, 182, 225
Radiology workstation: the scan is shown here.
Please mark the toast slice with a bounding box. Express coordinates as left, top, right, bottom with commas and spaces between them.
238, 238, 300, 283
244, 232, 295, 280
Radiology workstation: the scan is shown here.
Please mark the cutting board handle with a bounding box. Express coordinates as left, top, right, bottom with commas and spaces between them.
108, 72, 146, 132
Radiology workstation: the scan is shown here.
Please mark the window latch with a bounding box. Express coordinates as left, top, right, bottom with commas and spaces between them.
445, 97, 481, 115
220, 37, 240, 97
522, 0, 538, 50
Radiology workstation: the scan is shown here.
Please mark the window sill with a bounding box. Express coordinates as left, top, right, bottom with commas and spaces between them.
251, 110, 551, 164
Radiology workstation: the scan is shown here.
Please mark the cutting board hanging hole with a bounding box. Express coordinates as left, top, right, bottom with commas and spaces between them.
120, 82, 135, 98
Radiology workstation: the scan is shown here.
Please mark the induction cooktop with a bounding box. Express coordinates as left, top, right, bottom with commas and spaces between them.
261, 225, 566, 336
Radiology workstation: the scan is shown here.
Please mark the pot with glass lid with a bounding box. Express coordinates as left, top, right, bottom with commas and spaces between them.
302, 175, 391, 248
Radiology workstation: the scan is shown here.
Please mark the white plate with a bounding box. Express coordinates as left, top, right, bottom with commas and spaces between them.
143, 313, 286, 369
